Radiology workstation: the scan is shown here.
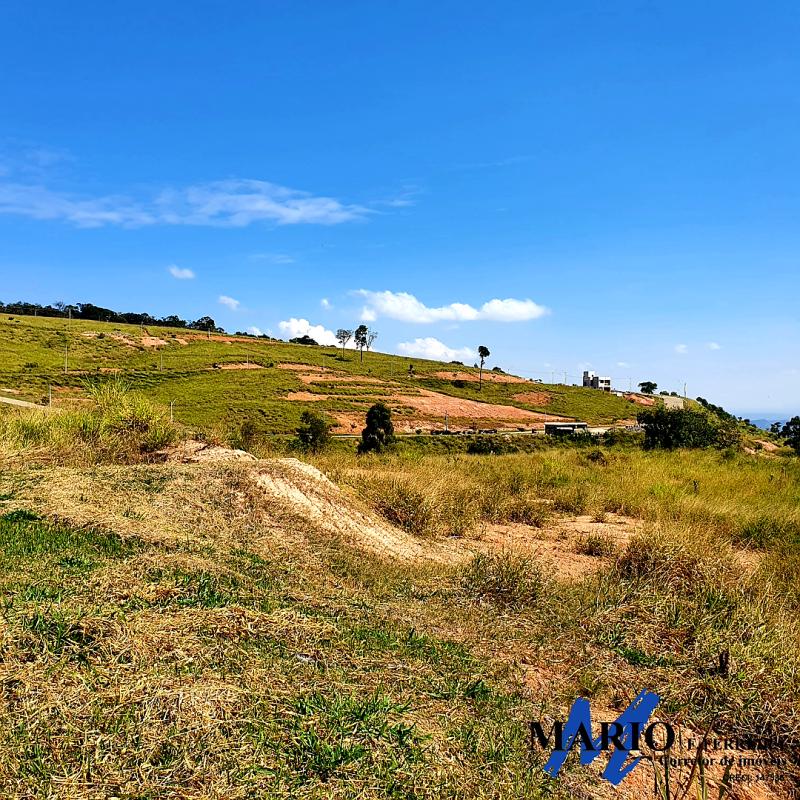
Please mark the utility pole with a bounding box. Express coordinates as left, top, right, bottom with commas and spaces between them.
170, 400, 176, 423
63, 308, 70, 374
564, 371, 568, 385
160, 352, 164, 371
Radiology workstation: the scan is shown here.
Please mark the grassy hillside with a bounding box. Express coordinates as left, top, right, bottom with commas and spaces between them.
0, 313, 642, 435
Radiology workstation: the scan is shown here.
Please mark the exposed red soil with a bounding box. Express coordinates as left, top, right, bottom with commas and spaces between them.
286, 391, 326, 401
433, 370, 529, 384
277, 363, 329, 373
401, 389, 568, 423
141, 336, 168, 348
625, 392, 656, 406
512, 391, 551, 405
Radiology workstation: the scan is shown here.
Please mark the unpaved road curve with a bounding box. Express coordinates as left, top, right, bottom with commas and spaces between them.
0, 395, 53, 410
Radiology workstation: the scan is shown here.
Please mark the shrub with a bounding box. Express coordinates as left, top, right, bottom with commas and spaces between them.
461, 552, 548, 607
576, 533, 615, 557
296, 411, 331, 453
373, 480, 433, 535
637, 407, 740, 450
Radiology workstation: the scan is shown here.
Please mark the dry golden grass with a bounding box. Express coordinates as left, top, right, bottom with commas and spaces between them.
0, 436, 798, 798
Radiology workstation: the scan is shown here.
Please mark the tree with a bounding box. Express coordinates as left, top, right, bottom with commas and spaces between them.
336, 329, 353, 359
357, 402, 395, 454
477, 346, 490, 391
296, 411, 331, 453
637, 407, 739, 450
639, 381, 657, 395
780, 417, 800, 454
189, 316, 217, 332
366, 330, 378, 352
354, 324, 368, 362
290, 334, 318, 345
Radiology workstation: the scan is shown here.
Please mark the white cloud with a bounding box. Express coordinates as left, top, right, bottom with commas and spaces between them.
396, 337, 474, 362
707, 341, 721, 350
0, 178, 367, 228
355, 290, 548, 324
278, 317, 340, 347
168, 264, 195, 280
616, 361, 630, 368
218, 295, 240, 311
320, 298, 332, 310
248, 326, 263, 336
674, 344, 688, 354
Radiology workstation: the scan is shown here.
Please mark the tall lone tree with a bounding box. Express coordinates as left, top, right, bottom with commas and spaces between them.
639, 381, 658, 395
335, 329, 353, 360
477, 345, 490, 391
366, 330, 378, 353
354, 324, 369, 362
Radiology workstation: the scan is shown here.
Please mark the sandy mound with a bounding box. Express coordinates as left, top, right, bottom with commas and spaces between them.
255, 459, 443, 561
162, 440, 257, 463
217, 362, 263, 370
141, 336, 167, 347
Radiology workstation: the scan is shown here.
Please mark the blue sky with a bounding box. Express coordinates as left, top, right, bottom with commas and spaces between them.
1, 1, 798, 416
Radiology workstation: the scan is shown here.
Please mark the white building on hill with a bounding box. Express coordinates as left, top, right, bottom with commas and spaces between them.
582, 370, 611, 391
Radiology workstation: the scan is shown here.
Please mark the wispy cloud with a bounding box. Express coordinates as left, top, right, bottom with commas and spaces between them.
674, 344, 688, 354
168, 264, 195, 280
0, 183, 157, 227
278, 317, 340, 347
355, 290, 549, 324
616, 361, 630, 368
397, 337, 474, 362
450, 155, 531, 171
0, 178, 368, 229
707, 341, 721, 350
320, 298, 332, 310
248, 326, 263, 336
218, 295, 240, 311
249, 252, 295, 264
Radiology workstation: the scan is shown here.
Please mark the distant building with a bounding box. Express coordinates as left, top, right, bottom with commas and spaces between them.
544, 421, 589, 436
582, 370, 611, 391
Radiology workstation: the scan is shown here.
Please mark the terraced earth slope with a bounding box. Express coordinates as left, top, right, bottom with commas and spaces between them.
0, 313, 642, 434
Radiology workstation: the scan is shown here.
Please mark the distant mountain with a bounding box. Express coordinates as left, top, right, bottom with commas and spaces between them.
749, 418, 787, 431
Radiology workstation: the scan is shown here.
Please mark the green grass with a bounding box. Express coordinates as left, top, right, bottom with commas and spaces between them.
0, 313, 648, 435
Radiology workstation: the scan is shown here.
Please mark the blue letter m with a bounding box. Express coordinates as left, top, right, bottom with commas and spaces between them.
542, 689, 660, 786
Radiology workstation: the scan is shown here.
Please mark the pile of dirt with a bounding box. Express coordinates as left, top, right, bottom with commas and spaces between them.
217, 362, 264, 370
160, 439, 257, 463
